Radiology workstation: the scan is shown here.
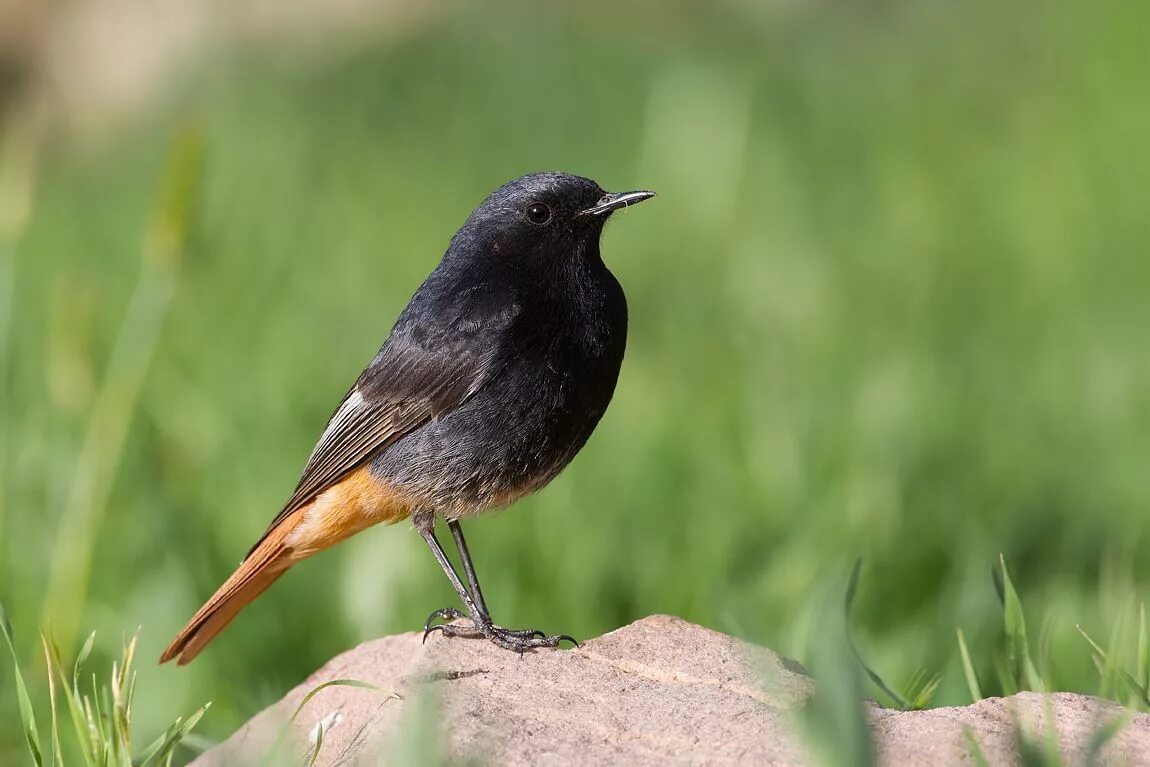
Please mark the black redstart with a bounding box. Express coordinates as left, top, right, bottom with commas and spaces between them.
161, 172, 654, 663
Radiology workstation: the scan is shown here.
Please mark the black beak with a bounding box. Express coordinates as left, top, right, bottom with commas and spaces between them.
578, 190, 656, 217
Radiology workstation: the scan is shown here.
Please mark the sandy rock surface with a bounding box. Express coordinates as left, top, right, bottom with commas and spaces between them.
191, 615, 1150, 766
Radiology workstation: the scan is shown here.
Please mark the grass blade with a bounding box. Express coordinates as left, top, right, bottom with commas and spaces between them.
91, 673, 107, 762
957, 628, 983, 702
305, 721, 325, 767
40, 126, 203, 646
288, 679, 398, 725
908, 672, 942, 710
1139, 604, 1148, 699
40, 637, 64, 767
1077, 624, 1150, 707
74, 631, 95, 693
1041, 696, 1062, 766
963, 726, 991, 767
0, 112, 40, 561
1015, 730, 1051, 767
258, 679, 399, 766
844, 559, 910, 709
999, 555, 1043, 692
136, 702, 211, 767
992, 562, 1005, 607
799, 573, 875, 767
1077, 625, 1110, 667
46, 633, 98, 766
1085, 713, 1129, 767
1, 601, 43, 766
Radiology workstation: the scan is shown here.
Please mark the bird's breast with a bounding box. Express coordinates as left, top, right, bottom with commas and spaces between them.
371, 279, 626, 518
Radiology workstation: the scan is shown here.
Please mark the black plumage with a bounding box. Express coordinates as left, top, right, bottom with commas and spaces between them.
163, 172, 654, 663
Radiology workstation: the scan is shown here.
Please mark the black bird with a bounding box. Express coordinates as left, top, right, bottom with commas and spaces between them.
162, 172, 655, 663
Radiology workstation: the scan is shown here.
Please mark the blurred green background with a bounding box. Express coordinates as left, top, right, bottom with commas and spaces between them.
2, 0, 1149, 760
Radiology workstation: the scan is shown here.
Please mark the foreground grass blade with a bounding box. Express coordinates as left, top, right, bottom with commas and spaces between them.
963, 726, 991, 767
957, 628, 983, 702
39, 638, 64, 767
289, 679, 398, 724
0, 602, 43, 766
0, 112, 40, 562
902, 667, 942, 710
43, 628, 209, 766
41, 126, 203, 645
1077, 624, 1150, 709
136, 702, 211, 767
800, 570, 875, 767
1139, 604, 1149, 702
998, 555, 1044, 693
1015, 726, 1062, 767
1085, 713, 1129, 767
845, 559, 910, 709
45, 633, 98, 766
258, 679, 400, 766
305, 721, 326, 767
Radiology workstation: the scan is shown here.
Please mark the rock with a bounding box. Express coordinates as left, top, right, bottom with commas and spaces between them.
873, 692, 1150, 766
191, 615, 1150, 766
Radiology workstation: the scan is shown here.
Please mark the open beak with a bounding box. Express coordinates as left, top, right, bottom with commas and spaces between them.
578, 190, 656, 217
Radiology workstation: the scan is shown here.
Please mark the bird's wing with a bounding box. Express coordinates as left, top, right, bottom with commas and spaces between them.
252, 292, 517, 548
282, 375, 458, 518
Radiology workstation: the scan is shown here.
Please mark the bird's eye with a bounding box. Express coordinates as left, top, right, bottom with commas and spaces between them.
526, 202, 552, 225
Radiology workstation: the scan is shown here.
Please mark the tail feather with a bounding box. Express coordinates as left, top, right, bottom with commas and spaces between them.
161, 521, 296, 665
161, 467, 412, 665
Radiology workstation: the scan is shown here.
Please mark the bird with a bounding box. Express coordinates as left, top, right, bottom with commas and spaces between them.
160, 172, 655, 664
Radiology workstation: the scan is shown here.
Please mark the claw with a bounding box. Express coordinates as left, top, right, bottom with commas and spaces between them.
423, 607, 464, 635
418, 608, 575, 652
422, 623, 447, 644
423, 607, 470, 643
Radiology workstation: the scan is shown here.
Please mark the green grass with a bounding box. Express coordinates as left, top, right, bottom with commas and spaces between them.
825, 559, 1130, 764
1, 601, 208, 766
2, 0, 1150, 762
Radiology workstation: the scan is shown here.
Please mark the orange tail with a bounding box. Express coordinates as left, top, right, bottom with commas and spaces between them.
160, 521, 296, 665
162, 466, 416, 664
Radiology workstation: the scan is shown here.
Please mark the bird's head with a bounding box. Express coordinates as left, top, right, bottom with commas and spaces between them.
449, 172, 655, 272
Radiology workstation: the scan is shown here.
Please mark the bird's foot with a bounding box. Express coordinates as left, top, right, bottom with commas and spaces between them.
422, 607, 577, 651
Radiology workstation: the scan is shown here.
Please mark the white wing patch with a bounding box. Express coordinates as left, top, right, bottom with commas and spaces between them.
306, 388, 365, 467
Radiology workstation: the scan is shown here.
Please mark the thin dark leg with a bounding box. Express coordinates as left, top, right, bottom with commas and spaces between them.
448, 520, 489, 618
417, 516, 543, 641
414, 510, 576, 651
413, 510, 482, 617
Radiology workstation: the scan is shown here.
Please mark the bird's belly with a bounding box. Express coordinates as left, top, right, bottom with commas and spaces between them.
370, 358, 619, 518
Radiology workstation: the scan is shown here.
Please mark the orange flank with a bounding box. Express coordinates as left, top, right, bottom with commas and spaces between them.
160, 465, 417, 665
283, 464, 418, 555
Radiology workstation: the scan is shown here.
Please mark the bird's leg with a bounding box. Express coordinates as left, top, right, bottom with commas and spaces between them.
439, 520, 545, 640
415, 511, 576, 651
414, 510, 486, 637
449, 519, 490, 618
